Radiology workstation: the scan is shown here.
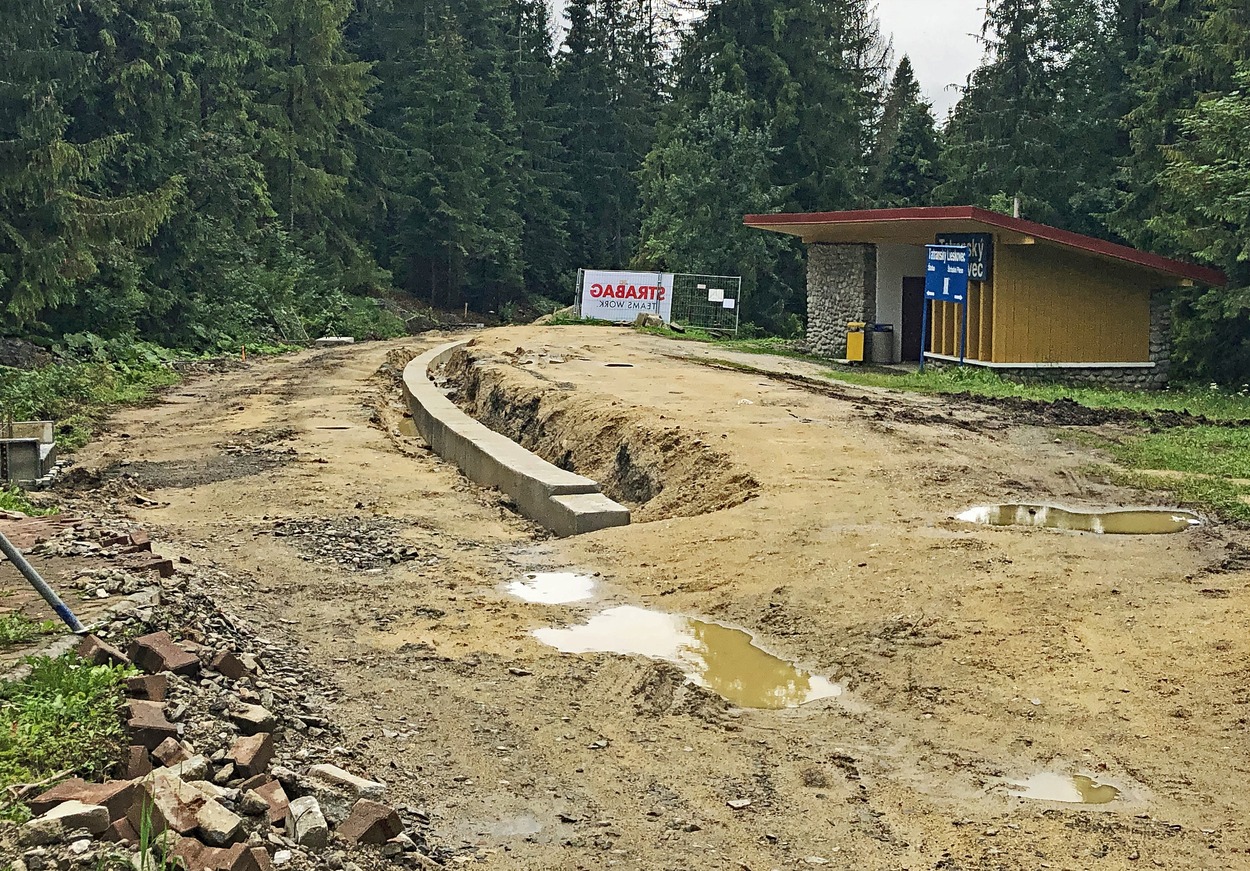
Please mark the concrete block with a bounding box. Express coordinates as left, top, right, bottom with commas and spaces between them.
337, 799, 403, 845
548, 493, 631, 537
227, 733, 274, 778
306, 763, 385, 799
402, 342, 632, 538
76, 635, 131, 667
128, 631, 200, 675
286, 796, 328, 849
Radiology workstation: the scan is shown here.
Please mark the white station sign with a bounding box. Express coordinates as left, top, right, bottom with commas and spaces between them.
580, 270, 675, 323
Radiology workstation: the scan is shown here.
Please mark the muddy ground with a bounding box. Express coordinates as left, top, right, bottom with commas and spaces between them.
46, 326, 1250, 869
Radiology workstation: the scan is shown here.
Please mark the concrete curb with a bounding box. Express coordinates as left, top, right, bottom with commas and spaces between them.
402, 342, 630, 537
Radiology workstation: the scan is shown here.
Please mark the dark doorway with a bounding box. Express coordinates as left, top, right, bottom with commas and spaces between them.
901, 277, 926, 361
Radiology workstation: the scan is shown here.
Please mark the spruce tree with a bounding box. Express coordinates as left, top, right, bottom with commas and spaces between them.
871, 57, 943, 206
636, 88, 786, 325
0, 0, 180, 327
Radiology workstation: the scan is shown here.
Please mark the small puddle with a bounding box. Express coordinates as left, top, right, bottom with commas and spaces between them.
958, 504, 1201, 534
397, 418, 418, 438
1006, 772, 1120, 804
507, 572, 596, 604
533, 605, 841, 709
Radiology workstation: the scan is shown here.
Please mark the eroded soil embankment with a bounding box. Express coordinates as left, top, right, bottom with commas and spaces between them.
439, 346, 758, 521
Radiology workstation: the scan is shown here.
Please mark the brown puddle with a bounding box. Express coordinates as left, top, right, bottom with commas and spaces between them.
397, 418, 419, 438
958, 504, 1201, 534
533, 605, 840, 709
1006, 772, 1121, 804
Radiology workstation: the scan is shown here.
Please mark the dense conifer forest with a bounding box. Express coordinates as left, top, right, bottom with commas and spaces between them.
2, 0, 1248, 381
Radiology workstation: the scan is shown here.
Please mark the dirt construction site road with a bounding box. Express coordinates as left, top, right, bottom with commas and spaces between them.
71, 326, 1250, 870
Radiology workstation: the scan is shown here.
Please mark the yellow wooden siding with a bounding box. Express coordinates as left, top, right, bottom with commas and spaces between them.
991, 241, 1153, 363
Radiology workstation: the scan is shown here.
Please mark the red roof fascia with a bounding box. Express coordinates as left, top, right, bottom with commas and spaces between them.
743, 206, 1228, 287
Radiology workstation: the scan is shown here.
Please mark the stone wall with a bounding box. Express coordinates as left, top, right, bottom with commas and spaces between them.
990, 365, 1164, 390
1149, 289, 1173, 386
807, 244, 876, 358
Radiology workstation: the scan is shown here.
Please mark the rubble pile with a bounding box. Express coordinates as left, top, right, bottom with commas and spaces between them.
267, 519, 426, 572
3, 521, 446, 871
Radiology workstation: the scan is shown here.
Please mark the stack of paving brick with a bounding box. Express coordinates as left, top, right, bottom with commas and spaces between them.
18, 630, 413, 871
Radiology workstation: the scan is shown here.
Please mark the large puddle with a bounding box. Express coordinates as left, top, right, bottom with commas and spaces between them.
533, 605, 841, 709
507, 572, 596, 604
1006, 772, 1120, 804
958, 504, 1201, 534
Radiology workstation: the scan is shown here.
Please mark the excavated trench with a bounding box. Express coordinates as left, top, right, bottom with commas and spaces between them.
436, 347, 758, 522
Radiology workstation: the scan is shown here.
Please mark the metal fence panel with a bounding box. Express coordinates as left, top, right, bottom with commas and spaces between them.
670, 274, 742, 336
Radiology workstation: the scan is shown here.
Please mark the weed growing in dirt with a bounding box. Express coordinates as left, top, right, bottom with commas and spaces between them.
0, 614, 58, 648
0, 486, 58, 516
0, 654, 132, 821
548, 312, 613, 327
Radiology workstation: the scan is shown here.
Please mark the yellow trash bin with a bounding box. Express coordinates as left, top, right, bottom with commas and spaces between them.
846, 322, 866, 363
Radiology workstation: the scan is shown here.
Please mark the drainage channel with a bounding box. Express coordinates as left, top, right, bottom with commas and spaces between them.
958, 504, 1202, 534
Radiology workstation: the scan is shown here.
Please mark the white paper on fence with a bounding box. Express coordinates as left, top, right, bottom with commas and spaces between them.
580, 270, 675, 323
707, 288, 725, 303
722, 298, 736, 310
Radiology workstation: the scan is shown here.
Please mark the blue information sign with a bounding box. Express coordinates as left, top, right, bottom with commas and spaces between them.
920, 244, 971, 371
925, 245, 970, 302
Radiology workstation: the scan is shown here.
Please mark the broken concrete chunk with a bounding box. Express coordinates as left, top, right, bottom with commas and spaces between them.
124, 745, 153, 779
286, 796, 329, 849
29, 779, 136, 821
210, 650, 249, 680
131, 775, 206, 837
306, 764, 385, 799
153, 737, 193, 767
196, 800, 244, 847
103, 817, 139, 844
154, 755, 210, 784
76, 635, 131, 667
127, 699, 178, 750
128, 630, 200, 676
171, 839, 262, 871
125, 673, 169, 702
227, 733, 274, 779
251, 780, 289, 826
20, 801, 110, 846
336, 799, 403, 846
229, 704, 276, 735
239, 790, 268, 817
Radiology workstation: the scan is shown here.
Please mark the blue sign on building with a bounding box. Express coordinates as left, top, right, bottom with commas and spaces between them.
920, 244, 972, 370
925, 245, 970, 303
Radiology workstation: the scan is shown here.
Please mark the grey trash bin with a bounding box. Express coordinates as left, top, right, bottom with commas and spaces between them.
869, 324, 895, 364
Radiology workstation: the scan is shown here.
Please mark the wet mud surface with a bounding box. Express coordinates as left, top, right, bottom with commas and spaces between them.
60, 327, 1250, 869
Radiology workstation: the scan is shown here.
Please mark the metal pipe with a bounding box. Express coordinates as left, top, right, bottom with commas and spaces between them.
0, 530, 86, 634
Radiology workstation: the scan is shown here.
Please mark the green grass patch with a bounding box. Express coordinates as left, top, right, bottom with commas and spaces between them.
1098, 466, 1250, 523
0, 614, 58, 648
0, 486, 58, 517
1105, 426, 1250, 480
0, 654, 132, 821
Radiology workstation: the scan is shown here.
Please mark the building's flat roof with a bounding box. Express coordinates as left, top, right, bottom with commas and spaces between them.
744, 206, 1227, 287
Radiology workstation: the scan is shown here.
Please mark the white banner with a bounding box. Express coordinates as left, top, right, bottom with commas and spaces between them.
579, 270, 674, 323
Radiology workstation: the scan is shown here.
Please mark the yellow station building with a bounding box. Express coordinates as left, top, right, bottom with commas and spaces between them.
745, 206, 1226, 388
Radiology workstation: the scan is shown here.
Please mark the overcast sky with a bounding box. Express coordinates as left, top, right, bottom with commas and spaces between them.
875, 0, 986, 117
550, 0, 987, 118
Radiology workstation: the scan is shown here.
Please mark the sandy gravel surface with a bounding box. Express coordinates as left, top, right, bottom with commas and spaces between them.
61, 326, 1250, 870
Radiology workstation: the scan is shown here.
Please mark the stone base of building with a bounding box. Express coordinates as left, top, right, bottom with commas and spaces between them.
925, 358, 1167, 390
